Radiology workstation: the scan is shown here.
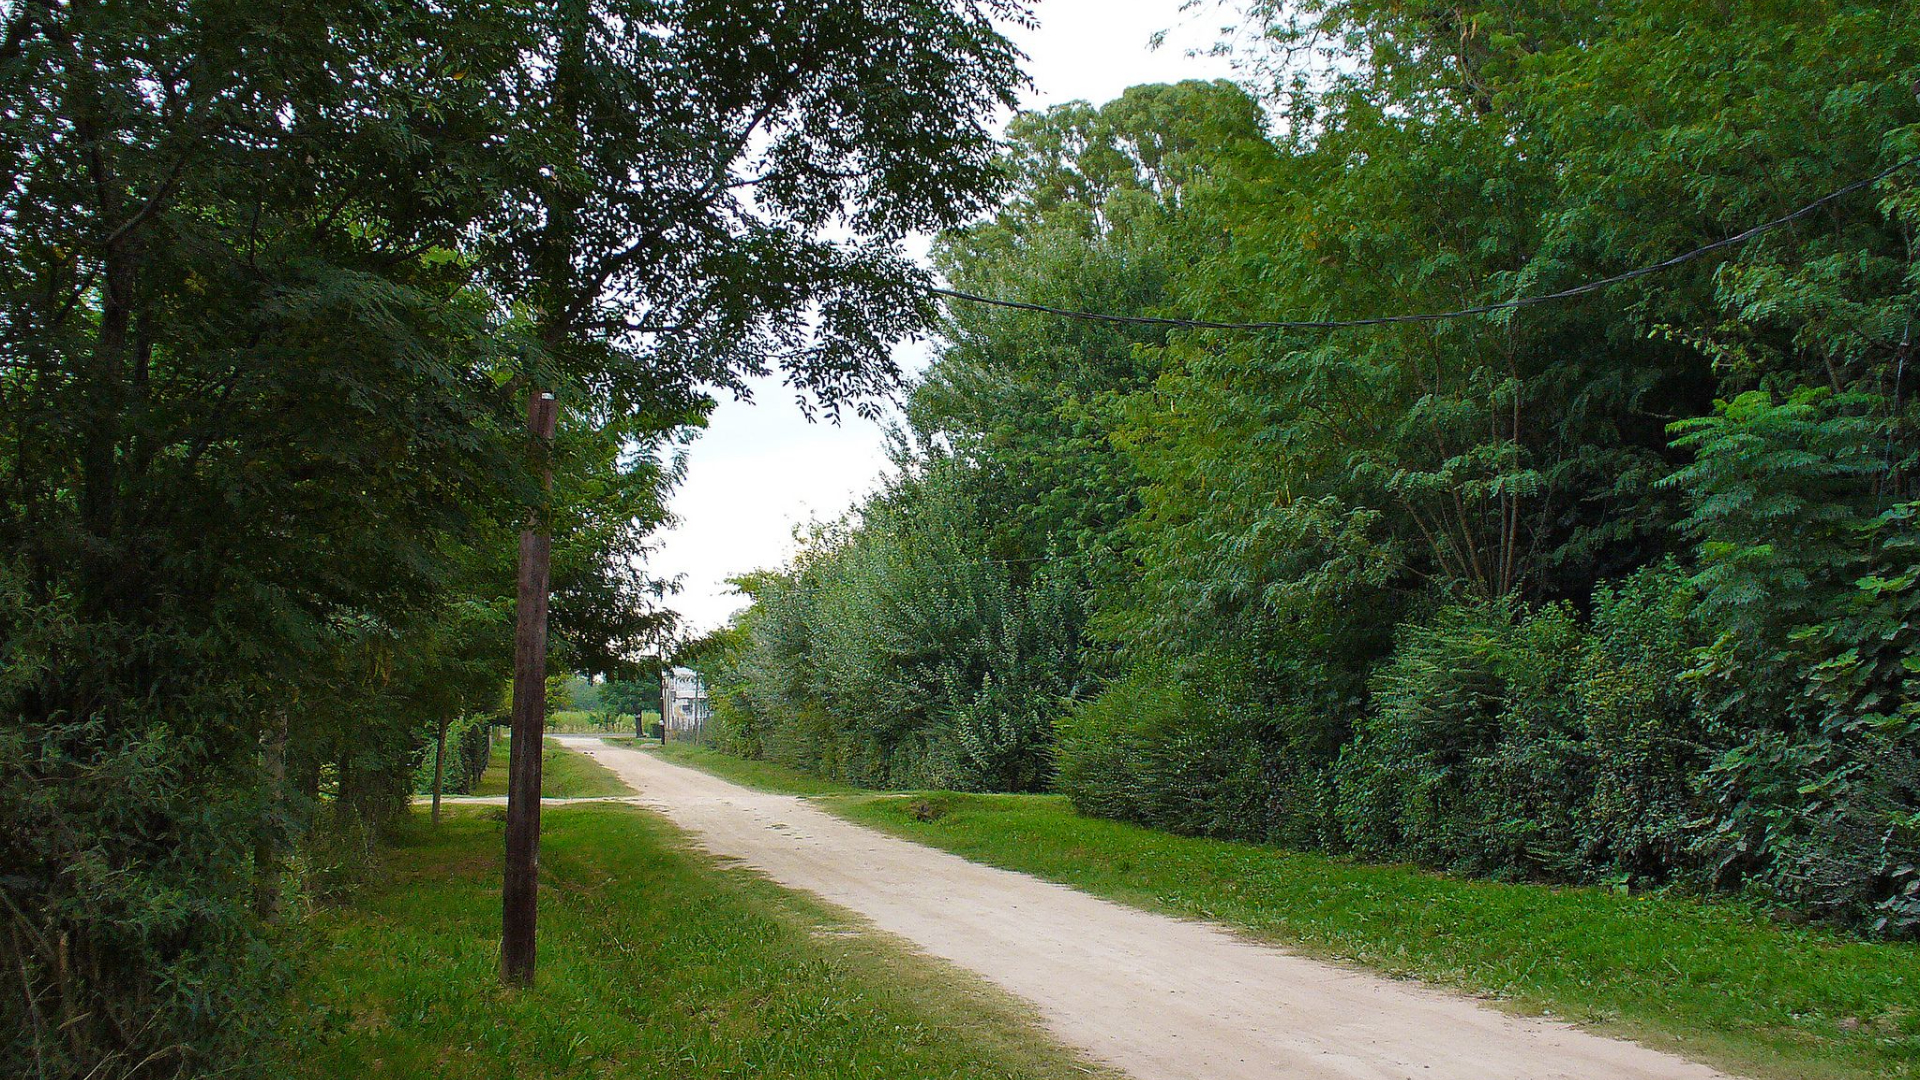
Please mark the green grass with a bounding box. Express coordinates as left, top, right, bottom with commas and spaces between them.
472, 735, 630, 798
275, 805, 1112, 1080
650, 742, 858, 797
652, 744, 1920, 1080
547, 709, 659, 734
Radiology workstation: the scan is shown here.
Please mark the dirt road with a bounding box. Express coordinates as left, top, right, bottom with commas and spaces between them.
557, 735, 1733, 1080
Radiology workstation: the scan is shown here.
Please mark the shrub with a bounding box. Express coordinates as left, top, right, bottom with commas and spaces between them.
1332, 577, 1718, 887
1577, 563, 1711, 885
1055, 669, 1191, 824
0, 717, 291, 1079
1056, 669, 1287, 841
1336, 600, 1589, 878
1336, 599, 1589, 868
412, 714, 497, 797
1670, 389, 1920, 932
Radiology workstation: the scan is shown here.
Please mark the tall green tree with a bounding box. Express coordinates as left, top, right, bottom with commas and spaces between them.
2, 4, 530, 1070
1088, 0, 1920, 907
0, 0, 1030, 1069
466, 0, 1031, 985
720, 0, 1920, 931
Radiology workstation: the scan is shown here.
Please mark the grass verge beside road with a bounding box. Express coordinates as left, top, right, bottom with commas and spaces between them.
648, 741, 858, 796
548, 708, 659, 734
276, 804, 1112, 1080
651, 742, 1920, 1080
472, 735, 630, 798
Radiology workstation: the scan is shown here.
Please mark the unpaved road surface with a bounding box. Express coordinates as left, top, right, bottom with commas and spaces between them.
557, 735, 1733, 1080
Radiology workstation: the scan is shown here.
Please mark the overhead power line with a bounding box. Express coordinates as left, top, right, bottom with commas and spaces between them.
928, 154, 1920, 333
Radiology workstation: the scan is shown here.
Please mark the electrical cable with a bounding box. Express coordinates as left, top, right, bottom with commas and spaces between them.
927, 154, 1920, 333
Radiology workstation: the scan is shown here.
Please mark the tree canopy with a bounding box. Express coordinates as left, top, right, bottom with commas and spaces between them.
709, 0, 1920, 938
0, 1, 1027, 1074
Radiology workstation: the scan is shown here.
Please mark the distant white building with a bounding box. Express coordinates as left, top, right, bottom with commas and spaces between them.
660, 666, 709, 739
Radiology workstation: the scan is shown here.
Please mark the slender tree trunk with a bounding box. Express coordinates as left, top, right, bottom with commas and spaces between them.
334, 752, 354, 825
254, 710, 288, 921
431, 716, 450, 826
502, 390, 558, 987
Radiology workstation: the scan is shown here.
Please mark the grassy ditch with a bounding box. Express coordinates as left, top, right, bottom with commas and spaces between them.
275, 804, 1112, 1080
472, 735, 630, 798
650, 742, 1920, 1080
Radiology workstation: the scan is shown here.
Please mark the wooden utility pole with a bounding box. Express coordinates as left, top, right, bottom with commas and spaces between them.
502, 389, 558, 987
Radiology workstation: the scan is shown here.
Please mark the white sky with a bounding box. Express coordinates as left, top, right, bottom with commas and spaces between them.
651, 1, 1240, 635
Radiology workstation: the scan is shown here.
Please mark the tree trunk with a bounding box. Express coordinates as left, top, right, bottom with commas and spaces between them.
431, 715, 450, 826
254, 710, 288, 922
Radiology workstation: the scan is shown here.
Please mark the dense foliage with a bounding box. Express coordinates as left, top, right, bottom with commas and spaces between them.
0, 1, 1024, 1075
712, 0, 1920, 937
714, 464, 1086, 790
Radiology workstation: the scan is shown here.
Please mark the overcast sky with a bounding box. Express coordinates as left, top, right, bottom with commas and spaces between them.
651, 1, 1241, 635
